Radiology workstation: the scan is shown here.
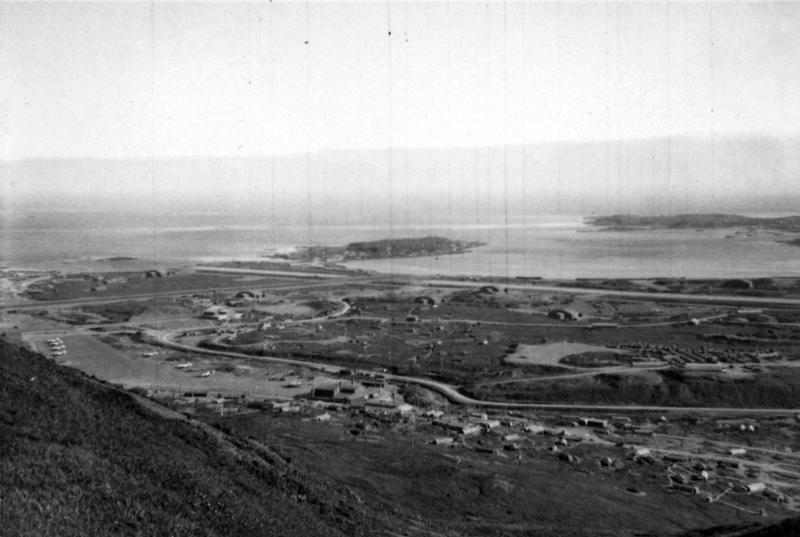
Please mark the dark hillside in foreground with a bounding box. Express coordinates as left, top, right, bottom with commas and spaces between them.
677, 516, 800, 537
0, 339, 383, 537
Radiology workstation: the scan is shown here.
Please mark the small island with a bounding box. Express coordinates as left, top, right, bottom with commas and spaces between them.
276, 236, 486, 262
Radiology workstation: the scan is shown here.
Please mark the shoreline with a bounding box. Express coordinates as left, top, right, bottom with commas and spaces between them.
4, 222, 800, 279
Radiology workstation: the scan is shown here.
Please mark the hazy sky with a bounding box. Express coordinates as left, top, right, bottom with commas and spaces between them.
3, 1, 800, 161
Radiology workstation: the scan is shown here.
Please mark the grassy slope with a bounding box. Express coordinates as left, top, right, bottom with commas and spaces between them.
677, 516, 800, 537
211, 412, 790, 537
0, 339, 381, 537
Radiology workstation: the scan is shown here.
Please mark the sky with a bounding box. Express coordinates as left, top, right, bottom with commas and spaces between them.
2, 1, 800, 161
1, 1, 799, 218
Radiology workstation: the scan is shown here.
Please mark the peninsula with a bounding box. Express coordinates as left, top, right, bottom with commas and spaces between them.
586, 213, 800, 246
586, 213, 800, 231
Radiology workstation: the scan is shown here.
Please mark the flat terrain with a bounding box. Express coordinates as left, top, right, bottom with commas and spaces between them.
32, 332, 360, 401
4, 266, 800, 536
504, 341, 627, 366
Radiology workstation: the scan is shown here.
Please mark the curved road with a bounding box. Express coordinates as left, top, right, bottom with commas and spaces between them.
9, 271, 800, 415
150, 328, 799, 416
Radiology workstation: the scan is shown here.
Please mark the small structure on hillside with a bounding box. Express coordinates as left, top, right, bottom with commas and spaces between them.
742, 482, 766, 494
548, 308, 583, 321
523, 424, 545, 434
683, 362, 727, 372
396, 403, 415, 415
202, 306, 233, 321
144, 270, 163, 278
578, 417, 609, 429
476, 418, 501, 430
434, 419, 482, 436
338, 382, 363, 399
311, 383, 340, 400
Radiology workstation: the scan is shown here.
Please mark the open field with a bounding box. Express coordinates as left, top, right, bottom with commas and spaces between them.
6, 268, 800, 536
40, 332, 381, 401
504, 341, 629, 366
12, 273, 800, 409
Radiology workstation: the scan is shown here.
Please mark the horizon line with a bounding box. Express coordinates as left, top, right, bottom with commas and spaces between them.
3, 130, 798, 164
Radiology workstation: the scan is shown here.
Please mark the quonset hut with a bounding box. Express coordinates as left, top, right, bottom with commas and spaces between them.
548, 308, 583, 321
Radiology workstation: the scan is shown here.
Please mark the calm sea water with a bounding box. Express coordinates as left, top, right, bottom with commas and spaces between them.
2, 211, 798, 278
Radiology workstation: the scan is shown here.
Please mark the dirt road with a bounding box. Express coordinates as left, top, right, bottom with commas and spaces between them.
151, 327, 799, 416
